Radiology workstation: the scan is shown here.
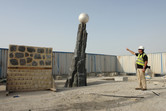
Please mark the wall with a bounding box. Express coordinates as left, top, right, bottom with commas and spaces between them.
0, 48, 165, 79
52, 52, 117, 76
117, 55, 137, 73
117, 53, 166, 74
86, 54, 117, 73
7, 45, 53, 91
0, 49, 117, 78
8, 45, 52, 67
52, 52, 73, 75
0, 49, 8, 79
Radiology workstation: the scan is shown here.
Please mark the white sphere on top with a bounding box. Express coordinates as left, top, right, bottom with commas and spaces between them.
78, 13, 89, 23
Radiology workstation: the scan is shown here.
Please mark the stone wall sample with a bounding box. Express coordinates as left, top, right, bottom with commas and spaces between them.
8, 45, 52, 68
7, 45, 54, 92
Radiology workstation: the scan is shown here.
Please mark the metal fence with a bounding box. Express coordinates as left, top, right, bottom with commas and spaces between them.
52, 52, 117, 76
117, 53, 166, 74
0, 49, 117, 78
0, 49, 8, 79
0, 48, 165, 78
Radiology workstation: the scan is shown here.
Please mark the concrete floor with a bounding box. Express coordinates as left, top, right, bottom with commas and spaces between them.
0, 76, 166, 111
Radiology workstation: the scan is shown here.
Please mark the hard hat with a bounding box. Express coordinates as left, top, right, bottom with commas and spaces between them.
138, 46, 144, 50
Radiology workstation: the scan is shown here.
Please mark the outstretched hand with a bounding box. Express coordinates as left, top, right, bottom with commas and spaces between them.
126, 48, 135, 55
126, 48, 129, 51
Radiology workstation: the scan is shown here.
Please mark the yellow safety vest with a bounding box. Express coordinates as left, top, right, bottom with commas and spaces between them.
136, 53, 146, 66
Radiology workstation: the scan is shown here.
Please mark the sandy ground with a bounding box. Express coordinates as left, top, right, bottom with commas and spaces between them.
0, 76, 166, 111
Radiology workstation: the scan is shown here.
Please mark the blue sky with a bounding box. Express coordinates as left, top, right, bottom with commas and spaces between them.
0, 0, 166, 55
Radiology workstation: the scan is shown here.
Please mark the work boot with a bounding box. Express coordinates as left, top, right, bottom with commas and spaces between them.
135, 88, 142, 90
142, 89, 147, 91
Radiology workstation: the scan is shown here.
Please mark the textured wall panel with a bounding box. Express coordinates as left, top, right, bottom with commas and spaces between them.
7, 45, 53, 91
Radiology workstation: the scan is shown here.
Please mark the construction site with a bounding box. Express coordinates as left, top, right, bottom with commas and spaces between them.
0, 47, 166, 111
0, 0, 166, 111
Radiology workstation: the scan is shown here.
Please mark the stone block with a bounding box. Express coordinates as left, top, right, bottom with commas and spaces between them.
43, 55, 45, 59
32, 61, 38, 66
20, 59, 26, 65
18, 46, 25, 52
30, 54, 33, 57
39, 60, 44, 65
114, 77, 128, 82
10, 59, 18, 65
10, 45, 17, 51
97, 73, 104, 77
15, 53, 24, 58
9, 53, 14, 58
45, 60, 51, 65
109, 72, 119, 76
27, 58, 32, 63
46, 55, 51, 59
25, 53, 29, 57
56, 76, 62, 80
27, 47, 35, 52
46, 48, 52, 54
37, 48, 44, 53
34, 54, 41, 59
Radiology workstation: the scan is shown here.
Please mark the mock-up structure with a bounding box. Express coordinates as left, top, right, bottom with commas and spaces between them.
65, 13, 89, 87
7, 45, 54, 91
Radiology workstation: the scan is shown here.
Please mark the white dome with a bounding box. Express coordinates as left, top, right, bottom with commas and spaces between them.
78, 13, 89, 23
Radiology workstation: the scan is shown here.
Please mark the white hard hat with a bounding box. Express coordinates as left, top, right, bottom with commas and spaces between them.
138, 46, 144, 50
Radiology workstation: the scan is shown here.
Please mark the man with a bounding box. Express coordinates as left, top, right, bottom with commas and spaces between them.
126, 46, 148, 91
